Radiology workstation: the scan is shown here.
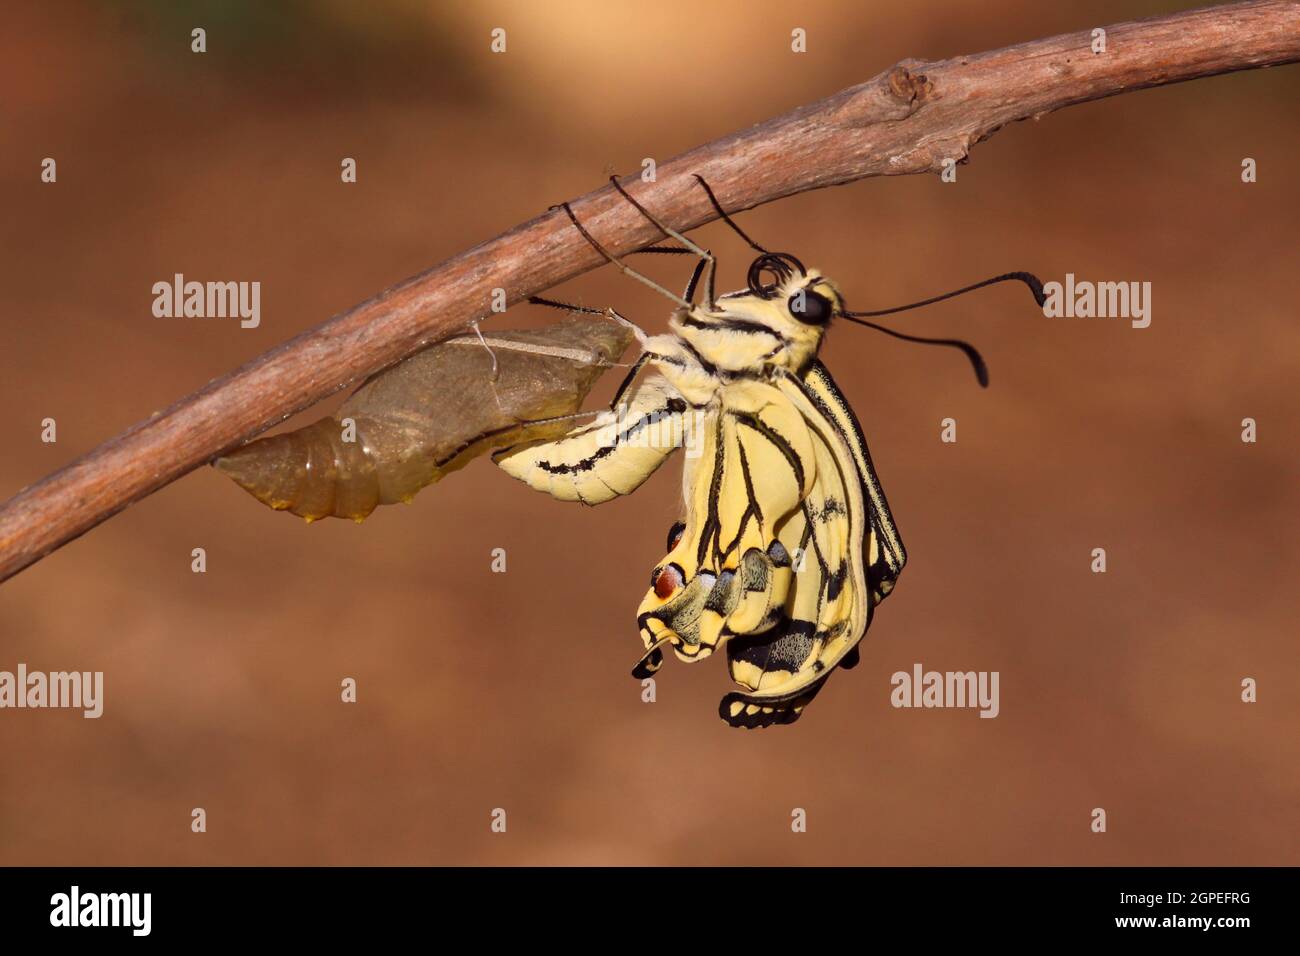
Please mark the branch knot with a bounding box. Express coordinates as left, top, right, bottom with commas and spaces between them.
887, 64, 935, 107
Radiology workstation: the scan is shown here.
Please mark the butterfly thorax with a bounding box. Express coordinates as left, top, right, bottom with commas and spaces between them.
669, 269, 843, 377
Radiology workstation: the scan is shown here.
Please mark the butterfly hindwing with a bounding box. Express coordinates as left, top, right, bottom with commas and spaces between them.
630, 365, 896, 727
636, 379, 816, 663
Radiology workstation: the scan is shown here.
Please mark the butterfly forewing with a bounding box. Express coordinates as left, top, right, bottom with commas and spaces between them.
715, 369, 869, 727
800, 361, 906, 601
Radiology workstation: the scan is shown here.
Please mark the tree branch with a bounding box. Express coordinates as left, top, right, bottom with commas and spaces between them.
2, 0, 1297, 582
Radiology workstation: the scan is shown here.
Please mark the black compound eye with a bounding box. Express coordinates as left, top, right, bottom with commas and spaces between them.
788, 288, 833, 325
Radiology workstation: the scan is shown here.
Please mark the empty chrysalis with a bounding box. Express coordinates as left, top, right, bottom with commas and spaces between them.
215, 315, 632, 521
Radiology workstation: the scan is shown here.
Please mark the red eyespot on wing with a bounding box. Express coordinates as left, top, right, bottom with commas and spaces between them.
654, 564, 684, 599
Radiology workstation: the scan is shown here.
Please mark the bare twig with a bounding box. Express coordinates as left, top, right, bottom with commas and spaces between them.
2, 0, 1297, 582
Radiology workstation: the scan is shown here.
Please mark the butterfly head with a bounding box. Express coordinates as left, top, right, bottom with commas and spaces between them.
671, 252, 843, 373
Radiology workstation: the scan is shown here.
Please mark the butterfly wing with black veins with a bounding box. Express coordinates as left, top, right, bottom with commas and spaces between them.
636, 362, 903, 728
493, 373, 688, 504
632, 378, 816, 725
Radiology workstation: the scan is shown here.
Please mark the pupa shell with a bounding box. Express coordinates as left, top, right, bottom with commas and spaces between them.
215, 315, 632, 521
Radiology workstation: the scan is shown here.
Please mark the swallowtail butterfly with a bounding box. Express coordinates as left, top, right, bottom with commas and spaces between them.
496, 176, 1043, 728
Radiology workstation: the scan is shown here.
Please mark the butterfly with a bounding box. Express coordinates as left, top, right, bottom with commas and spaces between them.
496, 176, 1043, 728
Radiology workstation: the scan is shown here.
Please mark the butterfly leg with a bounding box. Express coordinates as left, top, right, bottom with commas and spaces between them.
619, 247, 710, 305
554, 202, 695, 309
527, 294, 655, 346
607, 177, 718, 310
690, 174, 775, 257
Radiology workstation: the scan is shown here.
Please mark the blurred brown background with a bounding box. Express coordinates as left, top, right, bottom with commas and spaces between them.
1, 0, 1296, 865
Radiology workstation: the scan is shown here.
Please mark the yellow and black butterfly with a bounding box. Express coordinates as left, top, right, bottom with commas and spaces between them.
496, 176, 1043, 728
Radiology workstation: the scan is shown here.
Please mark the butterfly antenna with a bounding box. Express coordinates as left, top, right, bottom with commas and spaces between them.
844, 271, 1046, 318
839, 271, 1046, 388
840, 316, 989, 387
